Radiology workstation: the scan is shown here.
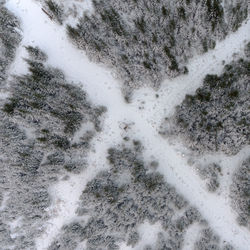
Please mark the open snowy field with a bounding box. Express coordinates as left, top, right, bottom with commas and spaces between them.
1, 0, 249, 249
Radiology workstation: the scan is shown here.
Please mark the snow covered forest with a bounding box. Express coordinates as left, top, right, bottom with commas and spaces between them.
0, 0, 249, 249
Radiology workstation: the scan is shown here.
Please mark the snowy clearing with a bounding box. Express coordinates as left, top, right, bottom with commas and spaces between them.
5, 0, 250, 249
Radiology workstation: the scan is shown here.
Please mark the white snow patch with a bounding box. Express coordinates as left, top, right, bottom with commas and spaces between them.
182, 222, 201, 250
8, 216, 23, 239
71, 121, 95, 144
136, 221, 163, 249
0, 192, 9, 211
7, 43, 29, 77
0, 91, 9, 100
19, 125, 36, 140
191, 146, 250, 206
118, 221, 163, 250
75, 240, 87, 250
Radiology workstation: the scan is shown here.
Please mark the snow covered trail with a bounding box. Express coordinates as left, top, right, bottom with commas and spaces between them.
5, 0, 250, 249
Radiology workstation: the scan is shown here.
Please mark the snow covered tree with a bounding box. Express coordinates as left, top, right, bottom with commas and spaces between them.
0, 47, 106, 249
65, 0, 247, 96
161, 45, 250, 155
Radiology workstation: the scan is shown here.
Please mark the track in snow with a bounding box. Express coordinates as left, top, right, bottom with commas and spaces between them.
5, 0, 250, 249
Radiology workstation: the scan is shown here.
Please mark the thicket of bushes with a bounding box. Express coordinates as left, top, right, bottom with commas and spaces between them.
60, 0, 247, 96
65, 0, 230, 95
0, 47, 105, 249
161, 44, 250, 155
48, 143, 233, 250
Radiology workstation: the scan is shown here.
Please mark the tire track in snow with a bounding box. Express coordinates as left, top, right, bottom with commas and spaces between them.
5, 0, 250, 249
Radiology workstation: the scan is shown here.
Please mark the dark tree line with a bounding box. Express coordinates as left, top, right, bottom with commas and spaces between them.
231, 156, 250, 228
0, 6, 21, 83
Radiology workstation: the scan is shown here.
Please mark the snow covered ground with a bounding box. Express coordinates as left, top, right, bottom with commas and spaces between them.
4, 0, 250, 249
